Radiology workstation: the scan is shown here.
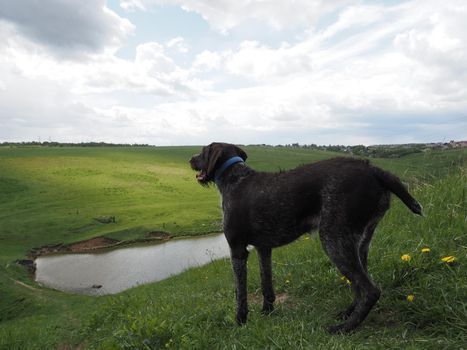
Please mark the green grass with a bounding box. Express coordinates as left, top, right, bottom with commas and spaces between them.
0, 146, 466, 349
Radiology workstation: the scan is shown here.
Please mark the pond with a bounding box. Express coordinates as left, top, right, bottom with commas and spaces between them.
35, 234, 230, 296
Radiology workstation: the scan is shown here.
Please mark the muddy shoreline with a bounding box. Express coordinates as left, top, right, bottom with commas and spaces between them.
28, 231, 172, 259
17, 232, 172, 274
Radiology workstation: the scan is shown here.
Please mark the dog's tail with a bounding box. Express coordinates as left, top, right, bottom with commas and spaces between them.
371, 166, 423, 216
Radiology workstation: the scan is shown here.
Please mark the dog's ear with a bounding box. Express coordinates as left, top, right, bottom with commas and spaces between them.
235, 146, 248, 161
206, 145, 223, 177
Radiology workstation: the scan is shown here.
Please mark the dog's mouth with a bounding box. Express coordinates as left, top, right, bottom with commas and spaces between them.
196, 170, 207, 182
190, 155, 209, 184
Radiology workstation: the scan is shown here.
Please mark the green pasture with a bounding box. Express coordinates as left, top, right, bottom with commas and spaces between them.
0, 145, 465, 349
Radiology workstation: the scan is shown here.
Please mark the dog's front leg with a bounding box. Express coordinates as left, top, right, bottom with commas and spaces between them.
257, 247, 275, 314
230, 246, 249, 324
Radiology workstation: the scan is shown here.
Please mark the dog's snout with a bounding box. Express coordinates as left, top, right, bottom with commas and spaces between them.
190, 154, 200, 169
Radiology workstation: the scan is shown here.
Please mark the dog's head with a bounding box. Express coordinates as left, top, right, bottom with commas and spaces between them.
189, 142, 248, 185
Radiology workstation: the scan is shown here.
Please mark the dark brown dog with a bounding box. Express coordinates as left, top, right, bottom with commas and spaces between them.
190, 142, 422, 333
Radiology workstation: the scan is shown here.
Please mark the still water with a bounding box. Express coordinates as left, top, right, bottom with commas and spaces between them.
35, 234, 230, 296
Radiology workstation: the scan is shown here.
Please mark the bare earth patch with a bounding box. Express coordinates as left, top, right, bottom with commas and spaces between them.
145, 231, 171, 240
249, 292, 291, 305
68, 237, 120, 251
29, 233, 172, 259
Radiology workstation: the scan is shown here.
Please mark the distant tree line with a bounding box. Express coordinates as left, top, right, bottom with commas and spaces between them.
271, 143, 424, 158
0, 141, 153, 148
252, 140, 465, 158
2, 140, 464, 159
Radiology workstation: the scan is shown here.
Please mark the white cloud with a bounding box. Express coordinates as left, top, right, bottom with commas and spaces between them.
225, 41, 312, 81
166, 37, 189, 53
120, 0, 147, 12
144, 0, 352, 33
136, 42, 178, 74
0, 0, 134, 57
0, 24, 208, 98
319, 4, 384, 40
193, 50, 222, 71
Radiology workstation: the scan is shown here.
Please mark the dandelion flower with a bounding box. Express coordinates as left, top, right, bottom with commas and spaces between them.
406, 294, 415, 302
285, 279, 290, 284
401, 254, 411, 262
421, 247, 430, 253
341, 275, 351, 285
441, 256, 456, 264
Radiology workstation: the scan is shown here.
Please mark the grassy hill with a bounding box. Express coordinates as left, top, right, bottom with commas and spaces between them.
0, 145, 465, 349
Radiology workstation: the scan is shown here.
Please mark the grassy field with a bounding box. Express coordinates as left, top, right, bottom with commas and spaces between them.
0, 145, 465, 349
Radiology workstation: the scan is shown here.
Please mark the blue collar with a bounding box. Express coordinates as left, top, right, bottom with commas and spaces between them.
214, 156, 244, 182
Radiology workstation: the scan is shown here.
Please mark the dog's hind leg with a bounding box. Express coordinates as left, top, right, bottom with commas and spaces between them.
257, 247, 275, 314
319, 224, 380, 333
359, 221, 379, 273
230, 245, 249, 324
337, 196, 389, 321
338, 222, 378, 320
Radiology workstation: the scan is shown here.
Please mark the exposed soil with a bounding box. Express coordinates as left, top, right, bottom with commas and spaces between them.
68, 237, 120, 251
12, 279, 41, 291
145, 231, 171, 240
15, 259, 36, 274
249, 292, 291, 305
29, 232, 172, 259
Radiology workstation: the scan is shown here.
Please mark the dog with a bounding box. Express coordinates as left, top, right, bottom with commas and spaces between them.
190, 142, 422, 333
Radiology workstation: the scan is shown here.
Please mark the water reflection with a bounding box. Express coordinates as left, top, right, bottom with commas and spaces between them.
35, 234, 230, 296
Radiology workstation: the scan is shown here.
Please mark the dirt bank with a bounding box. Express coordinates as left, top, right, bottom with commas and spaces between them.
29, 231, 171, 258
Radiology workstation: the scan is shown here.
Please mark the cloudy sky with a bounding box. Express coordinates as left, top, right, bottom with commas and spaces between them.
0, 0, 466, 146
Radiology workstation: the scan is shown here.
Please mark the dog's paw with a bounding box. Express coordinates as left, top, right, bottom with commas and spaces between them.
336, 304, 356, 320
326, 323, 354, 335
261, 302, 274, 315
335, 310, 350, 320
236, 311, 248, 325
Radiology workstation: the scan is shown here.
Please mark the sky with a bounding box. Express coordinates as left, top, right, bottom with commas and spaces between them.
0, 0, 466, 146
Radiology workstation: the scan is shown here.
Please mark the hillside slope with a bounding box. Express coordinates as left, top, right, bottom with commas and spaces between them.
0, 146, 465, 349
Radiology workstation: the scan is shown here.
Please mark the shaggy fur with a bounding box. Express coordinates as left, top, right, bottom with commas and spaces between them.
190, 142, 422, 333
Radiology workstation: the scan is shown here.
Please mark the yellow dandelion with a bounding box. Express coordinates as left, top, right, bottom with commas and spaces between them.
341, 275, 351, 285
304, 236, 310, 240
441, 256, 456, 264
421, 247, 430, 253
406, 294, 415, 302
285, 279, 290, 284
401, 254, 411, 262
